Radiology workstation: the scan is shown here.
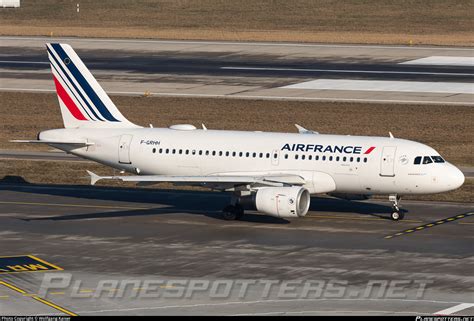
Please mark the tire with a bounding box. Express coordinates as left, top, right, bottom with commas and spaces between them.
235, 205, 245, 220
391, 211, 401, 221
222, 205, 237, 220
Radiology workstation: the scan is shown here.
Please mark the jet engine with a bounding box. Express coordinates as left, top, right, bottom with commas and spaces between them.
253, 186, 310, 218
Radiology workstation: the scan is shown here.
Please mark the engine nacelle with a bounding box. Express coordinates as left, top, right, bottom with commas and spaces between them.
254, 186, 310, 218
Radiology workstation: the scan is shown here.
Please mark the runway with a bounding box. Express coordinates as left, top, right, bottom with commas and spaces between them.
0, 182, 473, 315
0, 36, 473, 105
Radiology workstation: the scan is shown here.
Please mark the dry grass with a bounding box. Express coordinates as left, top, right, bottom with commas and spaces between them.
2, 92, 473, 166
0, 160, 471, 203
0, 0, 472, 45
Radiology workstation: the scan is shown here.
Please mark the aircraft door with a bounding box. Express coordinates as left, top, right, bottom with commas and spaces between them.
271, 149, 280, 166
380, 146, 396, 177
118, 134, 133, 164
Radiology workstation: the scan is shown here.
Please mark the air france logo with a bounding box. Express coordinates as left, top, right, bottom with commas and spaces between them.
281, 144, 376, 154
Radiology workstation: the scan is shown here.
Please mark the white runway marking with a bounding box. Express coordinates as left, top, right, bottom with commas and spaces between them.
400, 56, 474, 67
434, 303, 474, 315
221, 66, 474, 77
282, 79, 474, 94
75, 298, 473, 315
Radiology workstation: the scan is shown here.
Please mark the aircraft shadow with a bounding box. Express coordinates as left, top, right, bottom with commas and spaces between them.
0, 176, 400, 223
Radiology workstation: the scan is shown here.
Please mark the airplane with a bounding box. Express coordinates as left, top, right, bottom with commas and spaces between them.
12, 43, 465, 222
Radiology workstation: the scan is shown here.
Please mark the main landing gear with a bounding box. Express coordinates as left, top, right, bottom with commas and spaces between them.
222, 204, 245, 220
389, 194, 404, 221
222, 193, 246, 220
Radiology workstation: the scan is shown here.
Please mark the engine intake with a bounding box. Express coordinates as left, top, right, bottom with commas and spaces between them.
254, 186, 310, 218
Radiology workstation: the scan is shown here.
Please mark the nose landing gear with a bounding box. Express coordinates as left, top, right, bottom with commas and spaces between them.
389, 194, 404, 221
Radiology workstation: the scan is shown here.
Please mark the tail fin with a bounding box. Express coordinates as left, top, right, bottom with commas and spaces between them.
46, 43, 139, 129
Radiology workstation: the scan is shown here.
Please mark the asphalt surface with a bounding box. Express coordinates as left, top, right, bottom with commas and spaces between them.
0, 183, 473, 315
0, 36, 473, 105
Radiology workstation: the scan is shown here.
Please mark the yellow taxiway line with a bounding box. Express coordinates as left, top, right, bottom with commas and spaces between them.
0, 280, 77, 316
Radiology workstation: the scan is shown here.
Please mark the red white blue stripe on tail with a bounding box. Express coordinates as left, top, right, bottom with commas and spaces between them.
47, 43, 137, 128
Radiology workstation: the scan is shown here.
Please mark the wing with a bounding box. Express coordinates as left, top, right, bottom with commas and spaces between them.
87, 171, 305, 191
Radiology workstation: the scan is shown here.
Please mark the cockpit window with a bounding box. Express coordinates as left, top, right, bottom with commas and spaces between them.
431, 156, 445, 163
414, 156, 422, 165
423, 156, 433, 164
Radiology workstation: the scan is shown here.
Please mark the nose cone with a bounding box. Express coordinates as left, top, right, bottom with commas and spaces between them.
445, 164, 465, 191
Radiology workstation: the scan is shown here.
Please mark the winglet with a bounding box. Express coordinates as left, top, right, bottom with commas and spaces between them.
86, 170, 101, 185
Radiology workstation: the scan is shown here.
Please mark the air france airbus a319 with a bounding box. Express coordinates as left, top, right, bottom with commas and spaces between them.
13, 44, 465, 221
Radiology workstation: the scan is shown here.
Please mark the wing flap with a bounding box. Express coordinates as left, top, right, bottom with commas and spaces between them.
86, 171, 305, 189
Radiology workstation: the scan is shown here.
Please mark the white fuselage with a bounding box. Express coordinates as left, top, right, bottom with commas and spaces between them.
40, 126, 465, 196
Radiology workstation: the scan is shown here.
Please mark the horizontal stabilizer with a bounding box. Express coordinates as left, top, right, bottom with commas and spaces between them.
10, 140, 94, 146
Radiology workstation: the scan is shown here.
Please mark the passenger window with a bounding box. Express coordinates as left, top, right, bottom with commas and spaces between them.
259, 153, 263, 158
166, 149, 169, 154
284, 154, 288, 159
185, 150, 189, 155
423, 156, 433, 164
159, 148, 163, 154
295, 154, 299, 160
205, 150, 209, 155
273, 153, 277, 159
329, 156, 333, 161
179, 149, 183, 154
239, 152, 243, 157
308, 155, 312, 160
431, 156, 445, 163
350, 157, 353, 162
302, 155, 306, 160
343, 156, 346, 162
336, 156, 340, 162
225, 151, 229, 156
363, 157, 367, 163
252, 152, 256, 158
199, 150, 203, 155
212, 151, 216, 156
192, 150, 196, 155
322, 156, 326, 161
357, 157, 360, 162
315, 155, 319, 161
266, 153, 270, 158
414, 156, 422, 164
219, 151, 223, 156
172, 149, 176, 154
232, 151, 236, 157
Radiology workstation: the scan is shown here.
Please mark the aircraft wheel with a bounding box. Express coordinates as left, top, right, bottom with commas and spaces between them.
391, 210, 404, 221
234, 205, 245, 220
222, 205, 238, 220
